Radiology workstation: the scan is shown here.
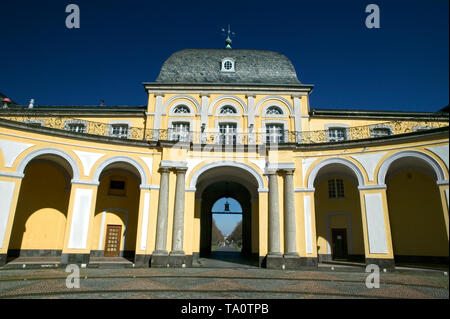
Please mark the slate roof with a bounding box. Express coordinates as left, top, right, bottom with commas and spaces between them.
155, 49, 302, 85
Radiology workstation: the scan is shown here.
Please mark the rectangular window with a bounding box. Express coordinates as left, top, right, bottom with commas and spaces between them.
171, 122, 190, 142
219, 123, 237, 145
266, 124, 284, 143
328, 128, 347, 142
67, 123, 86, 133
111, 124, 128, 139
371, 128, 392, 138
328, 179, 345, 199
108, 179, 126, 196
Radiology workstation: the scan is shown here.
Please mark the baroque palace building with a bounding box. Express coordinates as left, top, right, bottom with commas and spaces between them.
0, 48, 448, 270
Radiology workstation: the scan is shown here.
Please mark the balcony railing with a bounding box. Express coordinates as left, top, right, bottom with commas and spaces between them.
1, 115, 448, 145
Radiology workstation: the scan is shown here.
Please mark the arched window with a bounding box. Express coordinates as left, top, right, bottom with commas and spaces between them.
266, 106, 283, 115
173, 105, 191, 114
219, 105, 237, 114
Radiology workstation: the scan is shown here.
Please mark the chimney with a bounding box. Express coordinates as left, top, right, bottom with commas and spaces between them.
100, 99, 104, 106
28, 99, 35, 109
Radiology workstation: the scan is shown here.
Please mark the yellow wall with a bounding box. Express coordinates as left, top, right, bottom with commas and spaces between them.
387, 170, 448, 257
9, 161, 69, 251
315, 177, 365, 256
91, 171, 141, 252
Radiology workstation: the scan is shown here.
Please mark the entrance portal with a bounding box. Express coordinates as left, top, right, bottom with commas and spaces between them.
194, 165, 260, 268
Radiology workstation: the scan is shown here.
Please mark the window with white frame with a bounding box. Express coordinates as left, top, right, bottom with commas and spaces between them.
371, 127, 392, 138
173, 105, 191, 114
219, 123, 237, 145
221, 58, 235, 72
328, 179, 345, 198
110, 124, 129, 139
219, 105, 237, 114
266, 106, 283, 115
266, 124, 284, 143
170, 122, 190, 142
328, 127, 347, 142
67, 123, 86, 133
23, 119, 44, 128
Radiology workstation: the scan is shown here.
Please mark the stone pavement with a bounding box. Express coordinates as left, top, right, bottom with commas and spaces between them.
0, 267, 448, 299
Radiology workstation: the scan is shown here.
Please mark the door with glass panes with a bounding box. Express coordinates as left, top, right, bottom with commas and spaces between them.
266, 124, 284, 143
219, 123, 237, 145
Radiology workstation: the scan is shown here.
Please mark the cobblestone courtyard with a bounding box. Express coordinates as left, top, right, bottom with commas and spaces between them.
0, 266, 448, 299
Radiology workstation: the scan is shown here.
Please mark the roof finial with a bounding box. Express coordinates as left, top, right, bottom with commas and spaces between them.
221, 25, 235, 49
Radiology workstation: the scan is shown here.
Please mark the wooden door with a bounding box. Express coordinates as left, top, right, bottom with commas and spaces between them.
331, 228, 348, 260
104, 225, 122, 257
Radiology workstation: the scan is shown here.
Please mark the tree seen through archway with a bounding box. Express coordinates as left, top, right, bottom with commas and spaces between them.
211, 197, 242, 251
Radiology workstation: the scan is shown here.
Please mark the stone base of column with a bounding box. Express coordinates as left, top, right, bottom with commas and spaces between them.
266, 253, 285, 269
365, 258, 395, 270
60, 253, 90, 266
134, 254, 152, 268
0, 254, 6, 267
168, 251, 188, 268
283, 254, 318, 270
150, 251, 169, 268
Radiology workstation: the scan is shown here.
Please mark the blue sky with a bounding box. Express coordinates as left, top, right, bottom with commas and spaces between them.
0, 0, 448, 111
212, 198, 242, 236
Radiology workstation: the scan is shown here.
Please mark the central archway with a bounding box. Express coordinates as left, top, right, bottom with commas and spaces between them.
194, 165, 260, 267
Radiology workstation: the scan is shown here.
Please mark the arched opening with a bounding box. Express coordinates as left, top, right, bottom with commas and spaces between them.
384, 156, 448, 266
211, 197, 242, 252
7, 154, 73, 263
312, 162, 365, 264
194, 165, 260, 267
90, 161, 141, 263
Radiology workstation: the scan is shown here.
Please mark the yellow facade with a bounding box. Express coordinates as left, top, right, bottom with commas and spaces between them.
0, 48, 448, 269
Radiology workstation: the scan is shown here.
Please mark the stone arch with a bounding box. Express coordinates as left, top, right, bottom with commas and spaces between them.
17, 147, 81, 181
92, 156, 148, 187
208, 95, 247, 115
163, 94, 200, 115
307, 157, 366, 189
377, 150, 446, 185
255, 96, 294, 116
189, 161, 266, 191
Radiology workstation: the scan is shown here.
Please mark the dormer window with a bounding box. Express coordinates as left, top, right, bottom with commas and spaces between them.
221, 58, 235, 72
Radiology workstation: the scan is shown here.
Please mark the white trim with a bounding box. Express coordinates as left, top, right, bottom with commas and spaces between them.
325, 212, 354, 255
92, 156, 148, 186
214, 101, 243, 117
68, 188, 93, 249
304, 195, 313, 254
377, 150, 446, 185
17, 147, 81, 181
188, 161, 266, 189
0, 171, 24, 179
73, 150, 105, 178
140, 192, 151, 250
0, 181, 16, 248
163, 94, 200, 115
221, 57, 235, 73
294, 187, 315, 193
208, 95, 247, 115
0, 139, 35, 168
261, 102, 288, 118
351, 152, 387, 182
325, 123, 350, 142
364, 193, 389, 254
160, 160, 188, 168
107, 120, 132, 139
358, 184, 387, 190
307, 157, 366, 189
254, 96, 294, 116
